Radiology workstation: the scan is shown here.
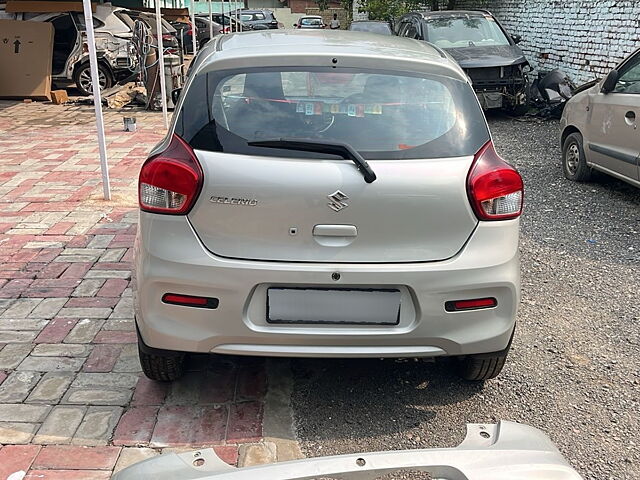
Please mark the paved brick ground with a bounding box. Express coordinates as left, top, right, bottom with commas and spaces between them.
0, 101, 267, 478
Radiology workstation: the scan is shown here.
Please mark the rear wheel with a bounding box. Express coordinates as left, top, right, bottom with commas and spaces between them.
137, 329, 185, 381
455, 330, 514, 381
73, 62, 113, 96
562, 132, 592, 182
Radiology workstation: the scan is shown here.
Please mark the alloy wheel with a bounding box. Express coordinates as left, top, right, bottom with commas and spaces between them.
79, 68, 107, 94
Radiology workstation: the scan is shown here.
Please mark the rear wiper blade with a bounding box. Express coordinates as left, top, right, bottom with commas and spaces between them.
248, 138, 377, 184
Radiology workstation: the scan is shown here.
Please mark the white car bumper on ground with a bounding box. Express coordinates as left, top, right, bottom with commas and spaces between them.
113, 421, 583, 479
135, 212, 520, 358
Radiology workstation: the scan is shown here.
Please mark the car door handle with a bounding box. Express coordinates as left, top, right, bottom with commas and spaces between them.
313, 225, 357, 237
625, 111, 637, 128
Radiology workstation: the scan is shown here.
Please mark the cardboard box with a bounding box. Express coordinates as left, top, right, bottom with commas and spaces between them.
5, 1, 96, 13
0, 19, 54, 100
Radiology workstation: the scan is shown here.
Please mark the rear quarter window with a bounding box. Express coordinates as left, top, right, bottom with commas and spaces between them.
177, 67, 488, 160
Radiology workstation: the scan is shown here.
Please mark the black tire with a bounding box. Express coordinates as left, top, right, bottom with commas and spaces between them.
509, 103, 529, 116
562, 132, 592, 182
138, 332, 185, 381
73, 63, 113, 96
455, 330, 514, 381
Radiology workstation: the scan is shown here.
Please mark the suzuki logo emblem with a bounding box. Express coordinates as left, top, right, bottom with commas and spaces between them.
327, 191, 349, 212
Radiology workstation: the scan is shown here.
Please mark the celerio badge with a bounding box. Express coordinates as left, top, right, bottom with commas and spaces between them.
210, 196, 257, 206
327, 191, 349, 212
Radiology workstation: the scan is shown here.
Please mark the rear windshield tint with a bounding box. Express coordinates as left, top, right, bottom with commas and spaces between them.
176, 67, 489, 160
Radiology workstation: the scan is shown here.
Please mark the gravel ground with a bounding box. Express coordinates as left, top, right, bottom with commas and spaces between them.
289, 116, 640, 479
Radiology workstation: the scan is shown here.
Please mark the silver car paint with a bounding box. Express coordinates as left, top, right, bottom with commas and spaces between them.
136, 31, 519, 358
112, 421, 583, 479
561, 48, 640, 187
190, 153, 479, 263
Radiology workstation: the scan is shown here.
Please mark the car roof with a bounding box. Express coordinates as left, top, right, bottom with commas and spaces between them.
300, 15, 323, 18
416, 9, 493, 19
194, 30, 467, 81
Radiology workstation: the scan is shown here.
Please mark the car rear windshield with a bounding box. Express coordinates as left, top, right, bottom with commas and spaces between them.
425, 16, 510, 48
176, 67, 489, 160
301, 18, 323, 26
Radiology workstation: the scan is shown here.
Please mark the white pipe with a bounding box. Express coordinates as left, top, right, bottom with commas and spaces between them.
155, 0, 169, 129
208, 0, 213, 38
190, 0, 197, 55
221, 0, 225, 32
81, 0, 111, 201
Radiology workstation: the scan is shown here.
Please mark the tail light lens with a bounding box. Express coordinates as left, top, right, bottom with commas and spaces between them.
223, 26, 231, 33
162, 34, 174, 41
467, 141, 523, 221
445, 297, 497, 312
139, 134, 203, 215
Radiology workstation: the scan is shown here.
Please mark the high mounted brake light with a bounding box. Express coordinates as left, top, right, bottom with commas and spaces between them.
139, 134, 203, 215
467, 141, 523, 221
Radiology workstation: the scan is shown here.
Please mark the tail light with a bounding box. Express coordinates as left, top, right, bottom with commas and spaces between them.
223, 26, 231, 33
162, 34, 174, 41
139, 134, 203, 215
445, 297, 497, 312
162, 293, 219, 309
467, 141, 523, 221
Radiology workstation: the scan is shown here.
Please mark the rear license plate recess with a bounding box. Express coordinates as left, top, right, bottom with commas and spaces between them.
266, 287, 401, 325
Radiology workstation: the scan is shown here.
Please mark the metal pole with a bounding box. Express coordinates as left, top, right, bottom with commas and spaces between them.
155, 0, 169, 128
81, 0, 111, 201
208, 0, 213, 38
221, 0, 225, 33
190, 0, 197, 55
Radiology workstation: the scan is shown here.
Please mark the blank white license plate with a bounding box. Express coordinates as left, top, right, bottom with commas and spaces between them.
267, 288, 401, 325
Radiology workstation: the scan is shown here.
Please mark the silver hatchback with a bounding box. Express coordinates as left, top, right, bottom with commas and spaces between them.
134, 31, 523, 381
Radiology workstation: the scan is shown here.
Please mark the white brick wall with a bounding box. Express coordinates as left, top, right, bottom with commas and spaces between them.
453, 0, 640, 84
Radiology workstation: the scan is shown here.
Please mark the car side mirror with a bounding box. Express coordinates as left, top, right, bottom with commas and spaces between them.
171, 87, 182, 105
512, 34, 522, 44
601, 69, 619, 93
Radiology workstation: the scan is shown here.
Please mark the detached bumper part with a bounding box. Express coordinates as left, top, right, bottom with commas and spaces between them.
112, 421, 583, 479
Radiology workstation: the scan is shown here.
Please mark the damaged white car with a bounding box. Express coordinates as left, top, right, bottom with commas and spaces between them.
17, 4, 137, 95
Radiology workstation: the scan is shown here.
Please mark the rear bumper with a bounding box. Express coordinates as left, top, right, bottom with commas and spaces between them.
134, 212, 520, 357
112, 421, 583, 480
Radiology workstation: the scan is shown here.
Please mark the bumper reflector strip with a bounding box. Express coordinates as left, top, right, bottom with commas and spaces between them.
445, 297, 497, 312
162, 293, 219, 309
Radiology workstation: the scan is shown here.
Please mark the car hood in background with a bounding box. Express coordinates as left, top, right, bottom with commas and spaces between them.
112, 421, 583, 479
444, 45, 528, 68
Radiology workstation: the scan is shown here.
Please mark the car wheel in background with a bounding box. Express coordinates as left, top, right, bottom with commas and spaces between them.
138, 329, 185, 381
74, 62, 113, 96
562, 132, 592, 182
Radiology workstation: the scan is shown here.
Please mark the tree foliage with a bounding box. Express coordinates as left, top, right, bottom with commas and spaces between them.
356, 0, 460, 22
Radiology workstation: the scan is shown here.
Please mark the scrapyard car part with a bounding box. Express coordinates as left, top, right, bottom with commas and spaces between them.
529, 69, 576, 118
112, 421, 583, 479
